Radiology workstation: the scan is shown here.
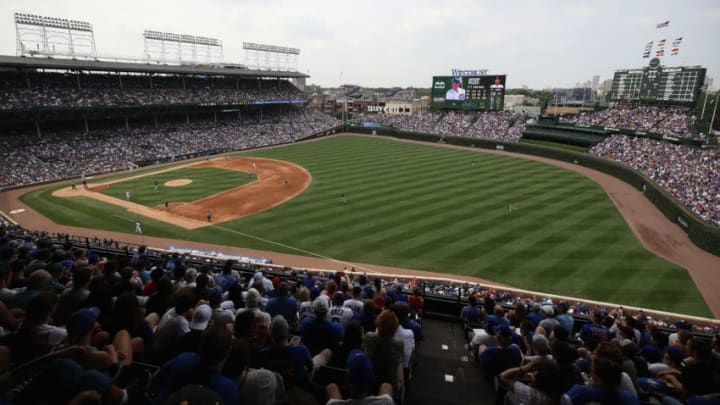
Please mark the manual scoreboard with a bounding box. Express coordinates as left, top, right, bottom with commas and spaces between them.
611, 58, 706, 104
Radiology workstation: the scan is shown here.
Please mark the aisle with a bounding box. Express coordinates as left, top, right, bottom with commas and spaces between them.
405, 318, 496, 405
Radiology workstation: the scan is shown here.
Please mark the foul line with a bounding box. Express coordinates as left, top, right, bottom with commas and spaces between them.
211, 224, 380, 274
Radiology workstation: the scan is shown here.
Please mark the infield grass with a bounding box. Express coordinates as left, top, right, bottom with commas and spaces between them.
100, 167, 256, 207
20, 135, 711, 316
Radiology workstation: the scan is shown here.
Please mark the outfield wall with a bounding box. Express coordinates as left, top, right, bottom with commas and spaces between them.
347, 126, 720, 256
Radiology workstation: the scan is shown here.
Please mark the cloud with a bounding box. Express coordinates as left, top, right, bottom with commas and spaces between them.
565, 5, 598, 17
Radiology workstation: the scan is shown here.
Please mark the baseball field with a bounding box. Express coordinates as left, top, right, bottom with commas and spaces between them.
18, 135, 711, 316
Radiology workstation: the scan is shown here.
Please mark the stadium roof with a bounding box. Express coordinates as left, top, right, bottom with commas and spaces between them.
0, 55, 309, 79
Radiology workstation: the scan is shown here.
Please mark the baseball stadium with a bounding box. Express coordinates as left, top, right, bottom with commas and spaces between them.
1, 7, 720, 405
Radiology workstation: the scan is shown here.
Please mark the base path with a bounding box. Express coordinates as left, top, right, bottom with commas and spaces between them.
50, 157, 312, 229
2, 134, 720, 317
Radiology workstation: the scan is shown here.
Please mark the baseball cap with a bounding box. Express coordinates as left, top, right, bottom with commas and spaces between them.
346, 349, 375, 390
208, 287, 223, 306
270, 315, 290, 341
313, 296, 329, 313
67, 307, 100, 338
542, 305, 554, 316
374, 295, 385, 311
496, 325, 512, 338
452, 77, 462, 84
665, 347, 684, 365
189, 304, 212, 330
253, 271, 264, 281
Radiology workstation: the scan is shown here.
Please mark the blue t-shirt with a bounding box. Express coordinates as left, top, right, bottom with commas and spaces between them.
267, 297, 299, 326
567, 384, 639, 405
214, 273, 238, 292
485, 314, 510, 333
257, 345, 314, 384
461, 305, 482, 323
479, 345, 522, 377
153, 352, 239, 405
299, 317, 344, 356
580, 323, 612, 350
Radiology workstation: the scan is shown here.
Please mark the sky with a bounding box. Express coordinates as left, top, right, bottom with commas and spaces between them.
1, 0, 719, 89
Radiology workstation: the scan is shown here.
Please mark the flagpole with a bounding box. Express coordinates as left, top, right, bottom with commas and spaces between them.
700, 88, 709, 120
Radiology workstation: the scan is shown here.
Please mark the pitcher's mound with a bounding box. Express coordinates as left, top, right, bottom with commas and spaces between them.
165, 179, 192, 187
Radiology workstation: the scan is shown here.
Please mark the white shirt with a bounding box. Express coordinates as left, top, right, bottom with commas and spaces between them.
35, 324, 68, 346
395, 325, 415, 368
446, 87, 466, 100
343, 298, 364, 314
154, 308, 190, 349
329, 306, 353, 328
327, 395, 395, 405
298, 301, 315, 322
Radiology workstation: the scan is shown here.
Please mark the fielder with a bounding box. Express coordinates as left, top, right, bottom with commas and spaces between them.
341, 194, 347, 204
508, 200, 516, 213
125, 191, 131, 201
207, 211, 212, 222
154, 180, 159, 191
164, 200, 169, 212
135, 220, 142, 234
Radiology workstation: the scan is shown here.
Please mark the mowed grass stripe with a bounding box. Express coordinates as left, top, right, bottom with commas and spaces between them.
23, 135, 712, 316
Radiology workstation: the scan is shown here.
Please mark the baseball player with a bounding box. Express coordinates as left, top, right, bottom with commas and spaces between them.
135, 220, 142, 235
164, 201, 169, 212
341, 194, 347, 204
207, 211, 212, 222
154, 180, 159, 191
125, 191, 131, 201
71, 182, 76, 190
252, 160, 257, 169
284, 179, 289, 187
509, 200, 516, 213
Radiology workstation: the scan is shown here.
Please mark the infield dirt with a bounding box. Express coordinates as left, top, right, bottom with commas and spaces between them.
51, 157, 311, 229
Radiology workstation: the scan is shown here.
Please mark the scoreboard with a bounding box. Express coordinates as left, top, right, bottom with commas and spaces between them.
431, 75, 506, 110
611, 58, 706, 104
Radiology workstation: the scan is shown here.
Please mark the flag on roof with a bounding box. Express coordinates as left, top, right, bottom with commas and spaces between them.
656, 20, 669, 28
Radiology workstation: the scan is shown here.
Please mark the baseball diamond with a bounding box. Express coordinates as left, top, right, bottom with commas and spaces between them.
14, 135, 713, 316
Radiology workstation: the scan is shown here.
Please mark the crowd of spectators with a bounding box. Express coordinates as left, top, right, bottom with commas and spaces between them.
0, 109, 340, 188
590, 135, 720, 226
560, 106, 699, 141
466, 297, 720, 405
0, 72, 307, 110
358, 111, 528, 142
0, 223, 424, 404
0, 222, 718, 404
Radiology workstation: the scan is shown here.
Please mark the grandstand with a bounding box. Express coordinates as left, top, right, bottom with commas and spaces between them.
1, 10, 719, 405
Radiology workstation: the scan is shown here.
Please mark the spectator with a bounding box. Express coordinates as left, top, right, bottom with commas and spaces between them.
364, 309, 404, 400
300, 296, 344, 357
266, 282, 298, 329
151, 325, 239, 404
326, 350, 395, 405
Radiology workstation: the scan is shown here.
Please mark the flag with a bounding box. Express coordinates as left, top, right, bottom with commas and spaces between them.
642, 41, 653, 57
671, 47, 680, 56
656, 20, 669, 28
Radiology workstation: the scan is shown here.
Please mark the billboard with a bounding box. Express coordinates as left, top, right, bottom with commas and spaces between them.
611, 58, 706, 104
432, 75, 506, 110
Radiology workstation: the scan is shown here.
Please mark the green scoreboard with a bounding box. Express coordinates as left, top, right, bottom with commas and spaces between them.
431, 75, 506, 110
611, 58, 706, 104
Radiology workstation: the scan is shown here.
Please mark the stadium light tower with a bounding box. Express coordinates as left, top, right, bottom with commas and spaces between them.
143, 30, 224, 65
243, 42, 299, 72
15, 12, 97, 58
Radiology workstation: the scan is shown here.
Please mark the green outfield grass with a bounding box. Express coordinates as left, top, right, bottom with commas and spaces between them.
20, 135, 711, 316
100, 167, 256, 207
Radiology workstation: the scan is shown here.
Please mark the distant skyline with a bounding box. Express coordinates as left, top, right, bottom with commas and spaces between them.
1, 0, 718, 89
